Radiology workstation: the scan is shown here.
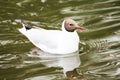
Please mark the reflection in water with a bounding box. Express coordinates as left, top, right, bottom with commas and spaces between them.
0, 0, 120, 80
27, 48, 81, 79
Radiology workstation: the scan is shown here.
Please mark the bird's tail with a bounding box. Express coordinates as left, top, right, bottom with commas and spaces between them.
21, 20, 32, 30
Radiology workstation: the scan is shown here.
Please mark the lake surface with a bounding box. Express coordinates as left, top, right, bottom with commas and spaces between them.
0, 0, 120, 80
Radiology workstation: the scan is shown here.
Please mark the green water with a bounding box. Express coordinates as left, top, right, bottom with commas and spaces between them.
0, 0, 120, 80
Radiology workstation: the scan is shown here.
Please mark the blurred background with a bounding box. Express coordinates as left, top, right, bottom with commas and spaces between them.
0, 0, 120, 80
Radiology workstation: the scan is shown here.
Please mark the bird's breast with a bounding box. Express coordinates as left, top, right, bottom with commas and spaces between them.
57, 32, 79, 53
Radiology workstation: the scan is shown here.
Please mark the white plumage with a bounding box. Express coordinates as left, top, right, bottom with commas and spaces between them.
19, 19, 84, 54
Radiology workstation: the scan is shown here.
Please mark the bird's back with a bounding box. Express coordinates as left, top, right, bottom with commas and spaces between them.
19, 27, 79, 54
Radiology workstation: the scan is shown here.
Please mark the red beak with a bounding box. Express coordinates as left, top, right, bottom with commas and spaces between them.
76, 26, 84, 30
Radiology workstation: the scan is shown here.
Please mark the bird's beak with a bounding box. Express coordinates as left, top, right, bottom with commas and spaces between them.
75, 26, 84, 30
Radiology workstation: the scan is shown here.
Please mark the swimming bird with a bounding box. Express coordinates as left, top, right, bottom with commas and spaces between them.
19, 18, 84, 54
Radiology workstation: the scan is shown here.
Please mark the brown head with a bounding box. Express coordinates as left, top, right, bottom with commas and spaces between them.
62, 18, 84, 32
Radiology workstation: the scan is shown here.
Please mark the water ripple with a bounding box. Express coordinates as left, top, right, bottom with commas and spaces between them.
0, 0, 120, 80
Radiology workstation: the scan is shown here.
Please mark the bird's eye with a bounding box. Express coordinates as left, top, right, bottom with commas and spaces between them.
69, 24, 74, 26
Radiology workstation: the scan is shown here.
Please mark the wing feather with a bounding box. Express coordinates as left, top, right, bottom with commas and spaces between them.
23, 28, 61, 49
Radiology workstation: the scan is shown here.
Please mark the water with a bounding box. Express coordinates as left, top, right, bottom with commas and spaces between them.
0, 0, 120, 80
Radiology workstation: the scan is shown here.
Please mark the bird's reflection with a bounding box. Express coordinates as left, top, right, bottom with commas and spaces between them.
27, 48, 81, 78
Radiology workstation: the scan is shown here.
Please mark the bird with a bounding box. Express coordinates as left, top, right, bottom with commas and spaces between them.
18, 18, 84, 54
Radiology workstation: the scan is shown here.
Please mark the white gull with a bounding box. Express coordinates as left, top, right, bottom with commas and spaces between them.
19, 18, 84, 54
